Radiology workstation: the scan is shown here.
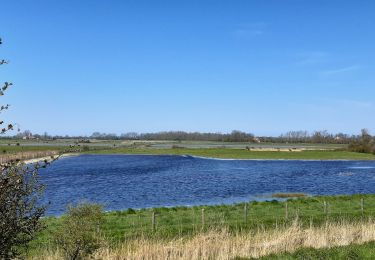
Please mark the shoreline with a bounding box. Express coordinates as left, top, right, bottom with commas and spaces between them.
23, 153, 79, 164
45, 193, 373, 217
16, 151, 375, 164
83, 152, 375, 161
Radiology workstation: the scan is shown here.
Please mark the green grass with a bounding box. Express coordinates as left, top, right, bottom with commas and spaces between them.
29, 194, 375, 255
87, 147, 375, 160
244, 241, 375, 259
4, 146, 375, 160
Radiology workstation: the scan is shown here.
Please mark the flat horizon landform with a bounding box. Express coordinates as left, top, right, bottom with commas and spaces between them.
1, 139, 375, 160
1, 139, 375, 258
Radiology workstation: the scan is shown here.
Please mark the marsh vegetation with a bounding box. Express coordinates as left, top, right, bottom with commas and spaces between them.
27, 195, 375, 259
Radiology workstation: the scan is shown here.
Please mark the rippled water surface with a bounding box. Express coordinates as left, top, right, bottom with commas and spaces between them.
39, 154, 375, 215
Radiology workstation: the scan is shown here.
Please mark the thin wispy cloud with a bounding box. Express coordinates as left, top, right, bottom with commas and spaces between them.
321, 65, 361, 75
233, 22, 268, 38
329, 98, 373, 109
296, 51, 330, 65
293, 98, 373, 114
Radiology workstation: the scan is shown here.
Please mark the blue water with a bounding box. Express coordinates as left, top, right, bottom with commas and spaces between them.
39, 154, 375, 215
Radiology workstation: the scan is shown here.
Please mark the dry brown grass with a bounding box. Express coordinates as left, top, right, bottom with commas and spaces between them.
32, 219, 375, 260
0, 150, 59, 164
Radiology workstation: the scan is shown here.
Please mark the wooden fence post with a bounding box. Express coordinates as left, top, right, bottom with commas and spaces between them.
244, 204, 248, 224
285, 202, 288, 220
324, 201, 327, 215
201, 208, 205, 230
152, 211, 156, 232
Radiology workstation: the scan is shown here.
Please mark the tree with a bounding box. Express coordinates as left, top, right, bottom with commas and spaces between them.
348, 129, 375, 154
0, 37, 48, 258
360, 129, 372, 146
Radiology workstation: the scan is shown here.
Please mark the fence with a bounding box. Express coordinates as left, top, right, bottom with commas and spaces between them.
101, 196, 375, 243
31, 195, 375, 252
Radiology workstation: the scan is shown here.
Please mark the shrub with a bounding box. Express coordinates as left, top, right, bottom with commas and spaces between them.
81, 145, 90, 152
0, 163, 46, 258
126, 208, 136, 214
348, 129, 375, 154
55, 202, 104, 260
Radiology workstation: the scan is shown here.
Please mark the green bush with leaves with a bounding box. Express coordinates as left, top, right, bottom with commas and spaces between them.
55, 202, 105, 260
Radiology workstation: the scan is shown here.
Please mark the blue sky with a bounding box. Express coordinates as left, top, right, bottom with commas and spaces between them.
1, 0, 374, 136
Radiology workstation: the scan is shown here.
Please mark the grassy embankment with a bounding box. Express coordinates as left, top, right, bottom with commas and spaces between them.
0, 144, 103, 162
29, 194, 375, 258
88, 147, 375, 160
0, 138, 374, 160
0, 145, 66, 153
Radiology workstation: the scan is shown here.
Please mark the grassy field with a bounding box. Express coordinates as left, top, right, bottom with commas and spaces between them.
76, 221, 375, 259
32, 220, 375, 259
29, 194, 375, 256
1, 138, 373, 160
88, 147, 375, 160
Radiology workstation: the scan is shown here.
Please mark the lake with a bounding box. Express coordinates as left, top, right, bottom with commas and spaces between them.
39, 154, 375, 215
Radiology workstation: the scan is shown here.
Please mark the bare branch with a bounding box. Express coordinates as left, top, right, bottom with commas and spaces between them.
2, 82, 13, 92
0, 104, 10, 112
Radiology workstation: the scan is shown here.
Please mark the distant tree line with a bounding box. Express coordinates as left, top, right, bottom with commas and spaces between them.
348, 129, 375, 154
259, 130, 360, 144
2, 130, 256, 142
3, 129, 374, 145
117, 130, 373, 144
94, 130, 257, 142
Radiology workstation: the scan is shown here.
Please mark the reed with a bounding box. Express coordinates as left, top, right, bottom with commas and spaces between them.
32, 219, 375, 259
